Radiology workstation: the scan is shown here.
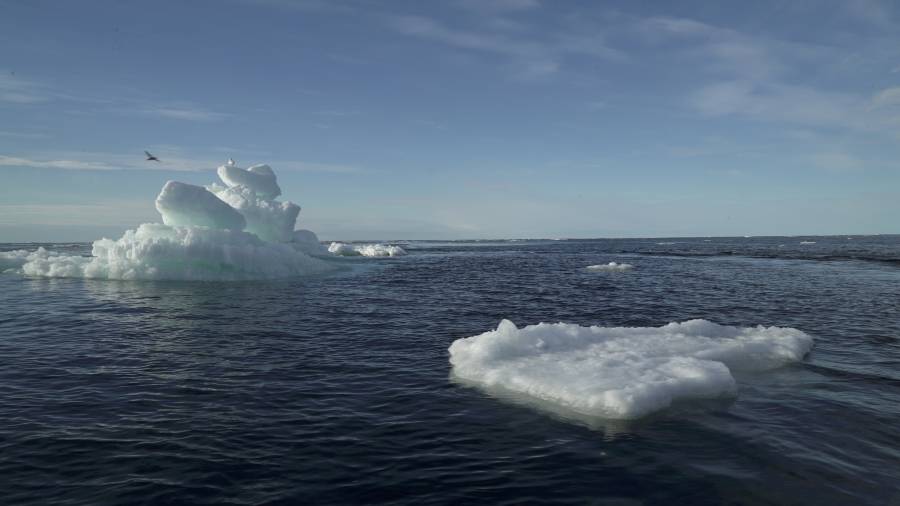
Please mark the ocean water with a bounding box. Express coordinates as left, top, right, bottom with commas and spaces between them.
1, 235, 899, 505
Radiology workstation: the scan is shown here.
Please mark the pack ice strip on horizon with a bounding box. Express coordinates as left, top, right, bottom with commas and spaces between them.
328, 242, 408, 257
449, 319, 813, 420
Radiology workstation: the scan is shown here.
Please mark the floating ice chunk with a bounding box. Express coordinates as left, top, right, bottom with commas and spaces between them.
586, 262, 633, 271
0, 249, 32, 272
328, 242, 360, 256
217, 163, 281, 199
292, 229, 330, 256
14, 224, 335, 281
328, 242, 408, 257
208, 184, 299, 243
156, 181, 246, 231
449, 319, 813, 420
354, 243, 407, 257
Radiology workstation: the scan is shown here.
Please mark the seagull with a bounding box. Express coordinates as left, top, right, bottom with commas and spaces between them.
227, 157, 235, 166
145, 150, 160, 162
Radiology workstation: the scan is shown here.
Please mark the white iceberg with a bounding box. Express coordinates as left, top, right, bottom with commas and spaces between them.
449, 319, 813, 420
586, 262, 634, 271
1, 161, 341, 280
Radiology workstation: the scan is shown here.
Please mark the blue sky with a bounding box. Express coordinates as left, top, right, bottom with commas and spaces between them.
1, 0, 899, 241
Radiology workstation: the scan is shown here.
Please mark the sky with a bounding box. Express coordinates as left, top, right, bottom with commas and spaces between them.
1, 0, 899, 241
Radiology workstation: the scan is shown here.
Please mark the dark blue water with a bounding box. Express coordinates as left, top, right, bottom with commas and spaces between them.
2, 236, 899, 505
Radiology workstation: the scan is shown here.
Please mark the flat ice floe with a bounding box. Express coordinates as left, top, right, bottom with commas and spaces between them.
586, 262, 634, 271
449, 319, 813, 420
328, 242, 408, 257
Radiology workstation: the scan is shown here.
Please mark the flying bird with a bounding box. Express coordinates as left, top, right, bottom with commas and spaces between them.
145, 151, 160, 162
227, 157, 235, 166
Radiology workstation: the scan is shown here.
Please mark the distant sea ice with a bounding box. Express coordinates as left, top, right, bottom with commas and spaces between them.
328, 242, 408, 257
586, 262, 634, 271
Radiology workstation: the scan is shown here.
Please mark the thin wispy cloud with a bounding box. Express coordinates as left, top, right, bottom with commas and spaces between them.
810, 151, 865, 172
389, 9, 623, 78
1, 72, 229, 122
139, 106, 230, 122
636, 14, 900, 136
0, 73, 51, 104
0, 130, 49, 139
0, 151, 366, 174
870, 87, 900, 109
0, 202, 156, 226
0, 155, 115, 171
454, 0, 540, 13
312, 109, 361, 117
275, 160, 365, 174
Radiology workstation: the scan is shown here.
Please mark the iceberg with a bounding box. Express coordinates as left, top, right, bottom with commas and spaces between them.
449, 319, 813, 420
1, 161, 344, 280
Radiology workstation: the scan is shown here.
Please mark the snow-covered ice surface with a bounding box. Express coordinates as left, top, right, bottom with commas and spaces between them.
586, 262, 634, 271
0, 162, 343, 280
449, 319, 813, 420
328, 242, 408, 257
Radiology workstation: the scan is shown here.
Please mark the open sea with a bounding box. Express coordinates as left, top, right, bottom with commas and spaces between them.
1, 235, 898, 505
